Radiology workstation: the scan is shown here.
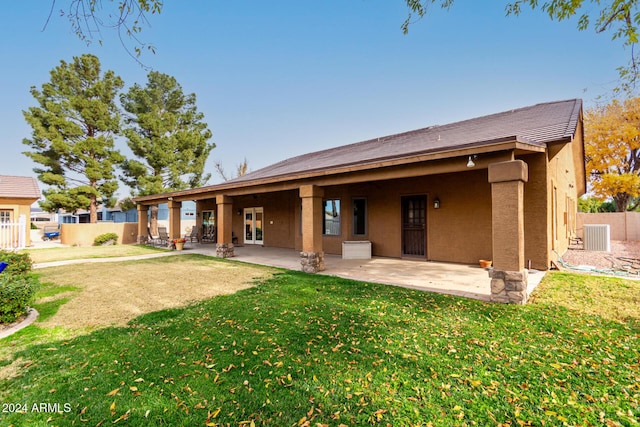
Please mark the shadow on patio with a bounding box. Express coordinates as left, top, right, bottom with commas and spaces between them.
187, 244, 546, 302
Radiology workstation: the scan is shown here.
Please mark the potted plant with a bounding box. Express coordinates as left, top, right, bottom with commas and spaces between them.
479, 259, 492, 269
172, 238, 187, 251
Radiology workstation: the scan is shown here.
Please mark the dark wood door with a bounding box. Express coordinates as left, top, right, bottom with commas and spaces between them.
402, 196, 426, 257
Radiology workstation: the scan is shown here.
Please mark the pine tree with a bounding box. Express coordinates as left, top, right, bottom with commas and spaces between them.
120, 71, 214, 232
22, 54, 124, 223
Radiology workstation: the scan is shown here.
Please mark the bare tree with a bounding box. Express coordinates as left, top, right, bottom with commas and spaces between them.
215, 158, 249, 181
44, 0, 162, 66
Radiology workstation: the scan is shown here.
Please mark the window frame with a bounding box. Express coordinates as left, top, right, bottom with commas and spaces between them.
0, 210, 12, 224
322, 199, 341, 236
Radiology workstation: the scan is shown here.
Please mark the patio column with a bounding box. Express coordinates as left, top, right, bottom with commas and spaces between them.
168, 200, 182, 240
300, 185, 325, 273
488, 160, 529, 304
136, 204, 148, 244
216, 195, 234, 258
195, 200, 204, 242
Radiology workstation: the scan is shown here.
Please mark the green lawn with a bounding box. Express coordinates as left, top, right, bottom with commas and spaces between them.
0, 262, 638, 426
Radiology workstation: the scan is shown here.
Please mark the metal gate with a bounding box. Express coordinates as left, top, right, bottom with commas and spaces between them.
402, 196, 426, 257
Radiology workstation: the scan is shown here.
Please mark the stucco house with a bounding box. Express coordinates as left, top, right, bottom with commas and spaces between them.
0, 175, 41, 248
133, 99, 586, 303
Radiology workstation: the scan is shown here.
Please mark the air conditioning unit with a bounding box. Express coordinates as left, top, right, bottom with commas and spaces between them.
583, 224, 611, 252
342, 241, 372, 259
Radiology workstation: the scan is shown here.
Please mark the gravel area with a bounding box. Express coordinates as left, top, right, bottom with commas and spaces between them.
559, 240, 640, 274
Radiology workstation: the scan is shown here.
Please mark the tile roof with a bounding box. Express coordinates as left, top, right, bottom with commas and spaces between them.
229, 99, 582, 184
0, 175, 41, 199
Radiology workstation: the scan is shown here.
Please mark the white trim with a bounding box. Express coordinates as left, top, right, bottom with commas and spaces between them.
0, 215, 27, 251
244, 207, 264, 245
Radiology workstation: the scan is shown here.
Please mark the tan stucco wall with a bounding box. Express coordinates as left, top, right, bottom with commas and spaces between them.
192, 171, 494, 264
61, 223, 138, 246
577, 212, 640, 241
546, 136, 584, 262
345, 170, 492, 263
520, 153, 549, 270
230, 190, 299, 248
227, 171, 493, 263
0, 197, 38, 247
147, 136, 584, 270
230, 146, 582, 269
489, 160, 528, 271
512, 133, 585, 270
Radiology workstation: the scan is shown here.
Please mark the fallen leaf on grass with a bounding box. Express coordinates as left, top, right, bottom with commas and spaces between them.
112, 410, 130, 423
373, 408, 387, 420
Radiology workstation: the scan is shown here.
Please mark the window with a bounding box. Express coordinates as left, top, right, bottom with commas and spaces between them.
352, 198, 367, 236
0, 210, 11, 224
323, 199, 341, 236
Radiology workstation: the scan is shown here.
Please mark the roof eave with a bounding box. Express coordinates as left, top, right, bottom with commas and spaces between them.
133, 137, 546, 204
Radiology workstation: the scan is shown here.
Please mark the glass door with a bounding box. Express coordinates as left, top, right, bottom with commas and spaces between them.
202, 210, 216, 242
244, 207, 264, 245
255, 208, 263, 244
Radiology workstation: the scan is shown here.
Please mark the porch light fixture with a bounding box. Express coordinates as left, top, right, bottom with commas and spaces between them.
433, 197, 440, 209
237, 209, 242, 216
466, 155, 477, 168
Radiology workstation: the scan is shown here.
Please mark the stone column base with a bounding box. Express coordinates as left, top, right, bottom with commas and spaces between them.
216, 243, 234, 258
137, 235, 148, 245
489, 269, 529, 304
300, 251, 325, 273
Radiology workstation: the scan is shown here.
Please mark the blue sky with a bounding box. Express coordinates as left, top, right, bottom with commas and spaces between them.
0, 1, 628, 199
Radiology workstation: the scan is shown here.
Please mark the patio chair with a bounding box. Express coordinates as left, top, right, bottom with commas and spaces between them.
188, 226, 200, 243
157, 227, 169, 247
145, 227, 159, 246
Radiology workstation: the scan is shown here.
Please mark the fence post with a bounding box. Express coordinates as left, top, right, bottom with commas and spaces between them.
18, 215, 26, 250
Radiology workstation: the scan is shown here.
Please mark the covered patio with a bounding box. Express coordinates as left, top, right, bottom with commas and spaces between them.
134, 100, 583, 305
186, 244, 546, 302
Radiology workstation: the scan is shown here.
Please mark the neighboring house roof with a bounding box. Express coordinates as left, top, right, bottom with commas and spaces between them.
0, 175, 41, 199
228, 99, 582, 184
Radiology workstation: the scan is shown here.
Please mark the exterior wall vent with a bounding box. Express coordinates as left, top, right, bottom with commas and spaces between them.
583, 224, 611, 252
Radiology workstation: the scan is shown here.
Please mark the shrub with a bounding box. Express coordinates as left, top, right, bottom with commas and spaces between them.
93, 233, 119, 246
0, 250, 33, 276
0, 274, 39, 323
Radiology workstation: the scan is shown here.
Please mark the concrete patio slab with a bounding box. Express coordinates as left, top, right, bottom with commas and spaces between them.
189, 244, 546, 302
